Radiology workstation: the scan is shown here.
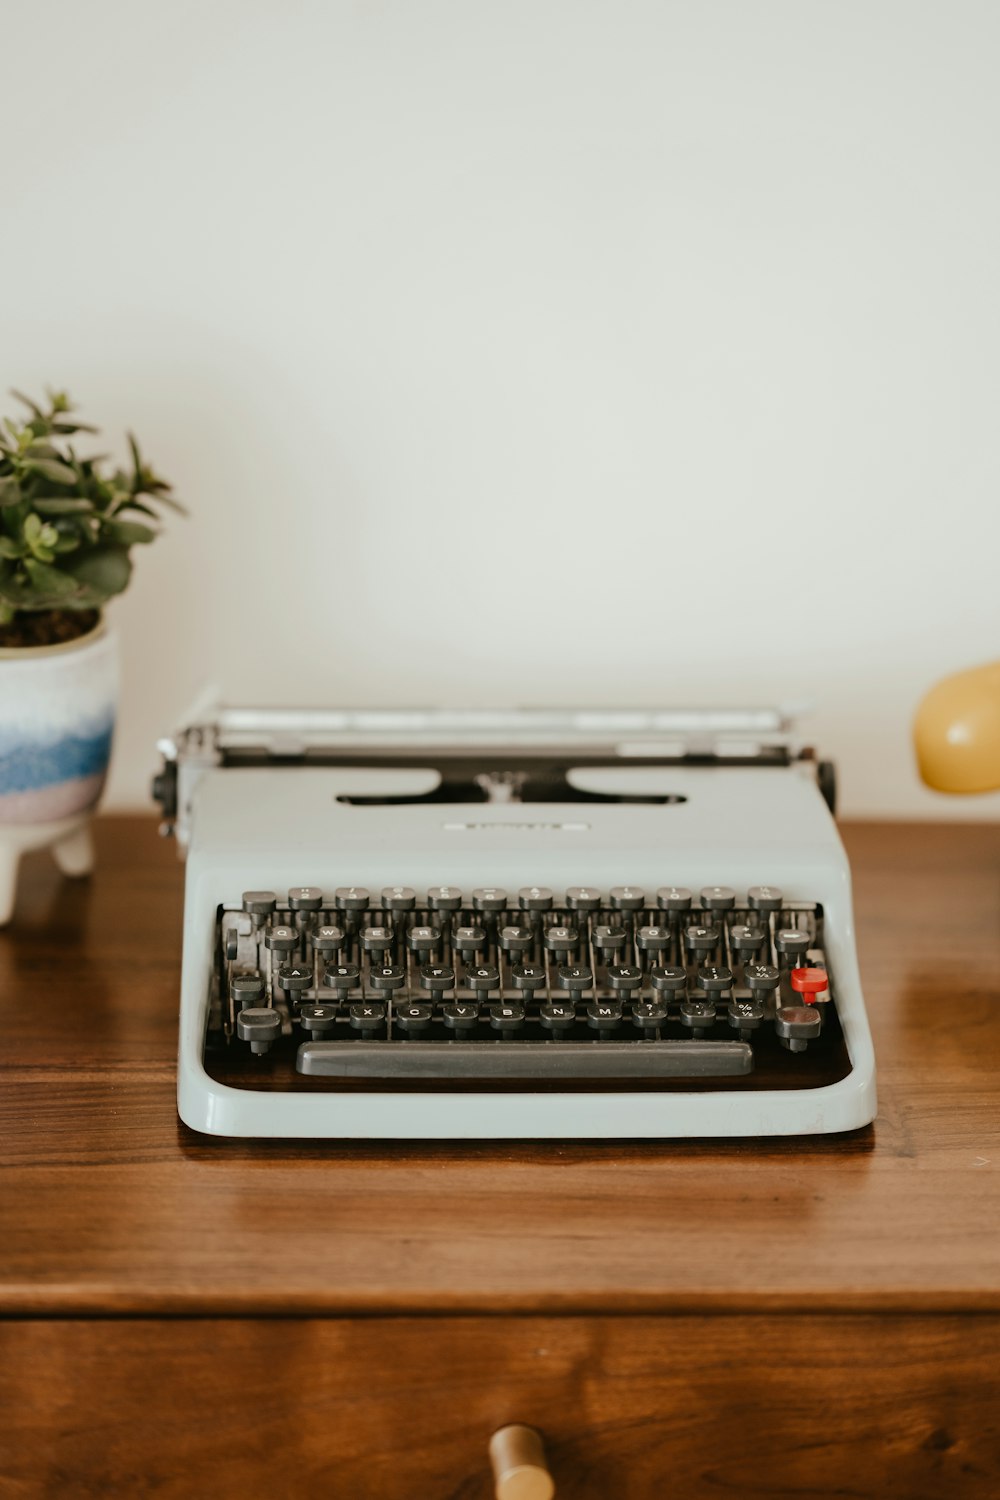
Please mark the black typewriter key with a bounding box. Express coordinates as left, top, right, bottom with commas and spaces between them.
349, 1001, 386, 1035
745, 963, 780, 997
728, 994, 765, 1036
420, 964, 455, 993
698, 964, 734, 995
587, 999, 623, 1033
288, 886, 324, 912
323, 962, 361, 994
684, 925, 718, 957
242, 891, 276, 922
748, 885, 783, 914
500, 925, 533, 954
489, 1001, 526, 1033
776, 1004, 822, 1052
511, 963, 546, 994
544, 925, 578, 956
395, 1002, 433, 1034
362, 925, 395, 954
729, 924, 766, 957
607, 964, 643, 994
222, 919, 243, 961
265, 925, 298, 954
408, 924, 441, 954
230, 972, 265, 1007
236, 1007, 282, 1054
593, 925, 628, 955
650, 964, 687, 995
335, 887, 370, 913
468, 964, 501, 994
610, 885, 645, 912
370, 963, 405, 993
472, 887, 508, 913
657, 886, 692, 913
556, 964, 593, 993
299, 1003, 340, 1038
700, 885, 736, 912
381, 885, 416, 913
680, 997, 717, 1036
631, 1000, 668, 1032
453, 925, 486, 955
775, 929, 811, 963
540, 1002, 576, 1035
637, 925, 671, 953
310, 924, 344, 955
428, 885, 463, 914
443, 1001, 480, 1032
277, 963, 313, 996
519, 886, 554, 912
567, 886, 602, 913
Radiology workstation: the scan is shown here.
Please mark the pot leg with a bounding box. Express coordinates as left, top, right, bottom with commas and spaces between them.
0, 846, 19, 926
53, 822, 94, 879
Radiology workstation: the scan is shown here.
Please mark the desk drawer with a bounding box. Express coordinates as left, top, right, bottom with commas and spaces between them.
2, 1315, 997, 1497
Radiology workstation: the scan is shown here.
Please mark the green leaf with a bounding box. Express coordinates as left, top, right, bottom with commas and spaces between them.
24, 557, 79, 597
0, 478, 21, 508
66, 543, 132, 597
0, 536, 22, 559
51, 420, 99, 435
10, 389, 44, 418
23, 513, 41, 545
53, 533, 80, 554
102, 518, 157, 545
33, 497, 94, 515
24, 457, 77, 485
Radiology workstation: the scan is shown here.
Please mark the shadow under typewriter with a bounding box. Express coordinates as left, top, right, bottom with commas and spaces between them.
207, 889, 852, 1097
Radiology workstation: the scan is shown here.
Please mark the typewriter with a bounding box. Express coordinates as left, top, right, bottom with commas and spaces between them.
153, 707, 876, 1139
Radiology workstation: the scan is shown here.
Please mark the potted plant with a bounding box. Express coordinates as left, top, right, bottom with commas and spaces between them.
0, 389, 181, 923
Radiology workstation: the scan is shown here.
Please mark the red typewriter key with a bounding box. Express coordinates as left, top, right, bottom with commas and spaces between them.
790, 967, 829, 1004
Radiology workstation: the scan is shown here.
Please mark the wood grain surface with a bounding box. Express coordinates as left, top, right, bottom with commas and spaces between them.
1, 817, 999, 1317
2, 1314, 999, 1499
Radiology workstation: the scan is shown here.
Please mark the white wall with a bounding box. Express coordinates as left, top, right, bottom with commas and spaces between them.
3, 0, 999, 817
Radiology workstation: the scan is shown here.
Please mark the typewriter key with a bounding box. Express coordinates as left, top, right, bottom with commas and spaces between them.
362, 926, 394, 953
592, 925, 628, 954
500, 925, 533, 953
288, 887, 323, 912
544, 925, 578, 955
428, 886, 463, 913
230, 972, 265, 1006
607, 964, 643, 993
680, 998, 716, 1036
310, 925, 344, 954
349, 1001, 386, 1035
586, 1000, 623, 1033
489, 1002, 526, 1032
540, 1002, 576, 1035
443, 1001, 480, 1031
468, 964, 501, 994
610, 886, 645, 912
776, 1004, 822, 1051
775, 929, 811, 963
728, 995, 764, 1036
650, 964, 687, 994
637, 925, 671, 953
512, 964, 546, 993
277, 963, 313, 995
656, 887, 692, 912
370, 964, 405, 992
265, 925, 298, 954
242, 891, 276, 920
556, 964, 593, 993
519, 886, 554, 912
335, 887, 370, 913
472, 887, 508, 913
453, 926, 487, 955
790, 966, 829, 1002
236, 1007, 282, 1054
700, 886, 736, 912
684, 925, 718, 957
381, 886, 416, 912
299, 1003, 340, 1037
323, 963, 361, 993
631, 1000, 669, 1032
698, 964, 734, 995
745, 963, 780, 996
748, 885, 784, 914
395, 1002, 433, 1034
566, 887, 601, 912
729, 924, 766, 956
408, 925, 441, 953
420, 964, 455, 993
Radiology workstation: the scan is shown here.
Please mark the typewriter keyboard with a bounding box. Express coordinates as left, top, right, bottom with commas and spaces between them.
211, 885, 844, 1085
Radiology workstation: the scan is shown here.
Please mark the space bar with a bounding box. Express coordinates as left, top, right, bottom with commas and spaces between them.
297, 1040, 753, 1079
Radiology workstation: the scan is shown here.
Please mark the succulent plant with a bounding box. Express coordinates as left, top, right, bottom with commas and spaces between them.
0, 388, 182, 628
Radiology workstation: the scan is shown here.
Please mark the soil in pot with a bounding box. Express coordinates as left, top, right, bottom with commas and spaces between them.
0, 609, 100, 650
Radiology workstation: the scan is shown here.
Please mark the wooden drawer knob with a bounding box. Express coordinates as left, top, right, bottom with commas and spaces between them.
489, 1425, 555, 1499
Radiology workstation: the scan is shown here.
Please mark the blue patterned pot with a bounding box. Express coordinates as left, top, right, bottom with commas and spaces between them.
0, 620, 118, 825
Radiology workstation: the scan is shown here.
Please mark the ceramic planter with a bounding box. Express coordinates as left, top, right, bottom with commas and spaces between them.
0, 618, 119, 923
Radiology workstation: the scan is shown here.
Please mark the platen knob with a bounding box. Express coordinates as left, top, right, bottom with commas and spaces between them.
489, 1425, 555, 1500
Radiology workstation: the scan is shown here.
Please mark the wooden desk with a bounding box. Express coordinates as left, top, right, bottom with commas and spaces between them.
1, 818, 998, 1497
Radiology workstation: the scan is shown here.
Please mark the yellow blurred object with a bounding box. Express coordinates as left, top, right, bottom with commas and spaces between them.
914, 660, 1000, 793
